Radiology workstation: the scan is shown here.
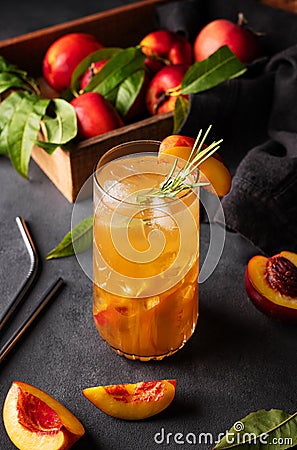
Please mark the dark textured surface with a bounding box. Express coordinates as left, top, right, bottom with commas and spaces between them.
0, 2, 297, 450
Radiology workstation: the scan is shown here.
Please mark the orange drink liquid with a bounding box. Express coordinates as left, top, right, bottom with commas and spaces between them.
93, 141, 199, 361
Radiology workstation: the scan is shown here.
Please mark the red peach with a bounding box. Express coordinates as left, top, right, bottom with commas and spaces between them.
145, 64, 188, 115
43, 33, 104, 92
80, 59, 109, 90
70, 92, 123, 140
140, 30, 192, 73
194, 19, 261, 63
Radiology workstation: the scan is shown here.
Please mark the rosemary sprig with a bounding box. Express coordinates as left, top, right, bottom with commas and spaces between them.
151, 125, 223, 199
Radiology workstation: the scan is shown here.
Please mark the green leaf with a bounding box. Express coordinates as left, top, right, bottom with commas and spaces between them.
214, 409, 297, 449
115, 69, 145, 117
85, 46, 146, 98
180, 45, 246, 95
0, 91, 25, 155
0, 55, 39, 94
36, 98, 77, 154
0, 55, 27, 75
0, 73, 33, 94
46, 215, 93, 260
173, 96, 190, 134
7, 92, 50, 177
71, 47, 122, 91
104, 86, 119, 105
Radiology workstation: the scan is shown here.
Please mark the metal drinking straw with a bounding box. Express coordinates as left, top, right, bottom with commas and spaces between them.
0, 216, 40, 331
0, 277, 64, 364
0, 216, 65, 363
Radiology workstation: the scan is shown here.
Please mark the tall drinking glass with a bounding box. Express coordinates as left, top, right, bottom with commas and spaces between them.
93, 140, 199, 361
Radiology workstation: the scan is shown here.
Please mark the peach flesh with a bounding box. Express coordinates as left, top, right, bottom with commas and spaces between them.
17, 389, 63, 433
245, 251, 297, 322
3, 381, 85, 450
158, 135, 231, 197
83, 380, 176, 420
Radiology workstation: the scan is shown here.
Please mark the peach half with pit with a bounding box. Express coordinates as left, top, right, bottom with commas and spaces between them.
3, 381, 85, 450
244, 251, 297, 322
83, 380, 176, 420
158, 134, 232, 197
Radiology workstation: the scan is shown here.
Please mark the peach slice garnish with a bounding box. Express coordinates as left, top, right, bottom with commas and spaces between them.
158, 134, 232, 197
3, 381, 85, 450
83, 380, 176, 420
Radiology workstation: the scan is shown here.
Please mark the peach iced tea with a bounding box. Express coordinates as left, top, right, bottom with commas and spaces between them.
93, 142, 199, 360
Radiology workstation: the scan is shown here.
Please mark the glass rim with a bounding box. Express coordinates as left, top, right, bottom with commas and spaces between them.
93, 140, 198, 207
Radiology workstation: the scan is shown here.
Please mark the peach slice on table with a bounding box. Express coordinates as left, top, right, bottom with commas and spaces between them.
83, 380, 176, 420
3, 381, 85, 450
245, 251, 297, 322
158, 134, 231, 197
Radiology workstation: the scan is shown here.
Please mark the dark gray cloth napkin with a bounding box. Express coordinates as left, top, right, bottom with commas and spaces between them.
156, 0, 297, 255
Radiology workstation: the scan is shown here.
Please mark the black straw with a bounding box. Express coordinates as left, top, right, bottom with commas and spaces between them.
0, 277, 64, 364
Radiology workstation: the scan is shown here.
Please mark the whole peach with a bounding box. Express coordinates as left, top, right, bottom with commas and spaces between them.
43, 33, 104, 92
140, 30, 192, 73
194, 19, 261, 63
70, 92, 123, 140
145, 64, 188, 115
80, 59, 109, 90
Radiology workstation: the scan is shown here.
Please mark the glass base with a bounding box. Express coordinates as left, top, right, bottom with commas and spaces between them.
109, 342, 186, 362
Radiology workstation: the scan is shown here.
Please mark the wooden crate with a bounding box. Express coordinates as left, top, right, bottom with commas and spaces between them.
0, 0, 173, 202
259, 0, 297, 12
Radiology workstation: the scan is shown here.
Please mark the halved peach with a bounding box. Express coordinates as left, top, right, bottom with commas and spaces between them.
83, 380, 176, 420
244, 251, 297, 322
158, 134, 231, 197
3, 381, 85, 450
197, 155, 232, 197
159, 135, 195, 155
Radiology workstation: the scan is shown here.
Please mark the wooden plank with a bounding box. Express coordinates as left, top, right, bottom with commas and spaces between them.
0, 0, 170, 76
32, 113, 174, 202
